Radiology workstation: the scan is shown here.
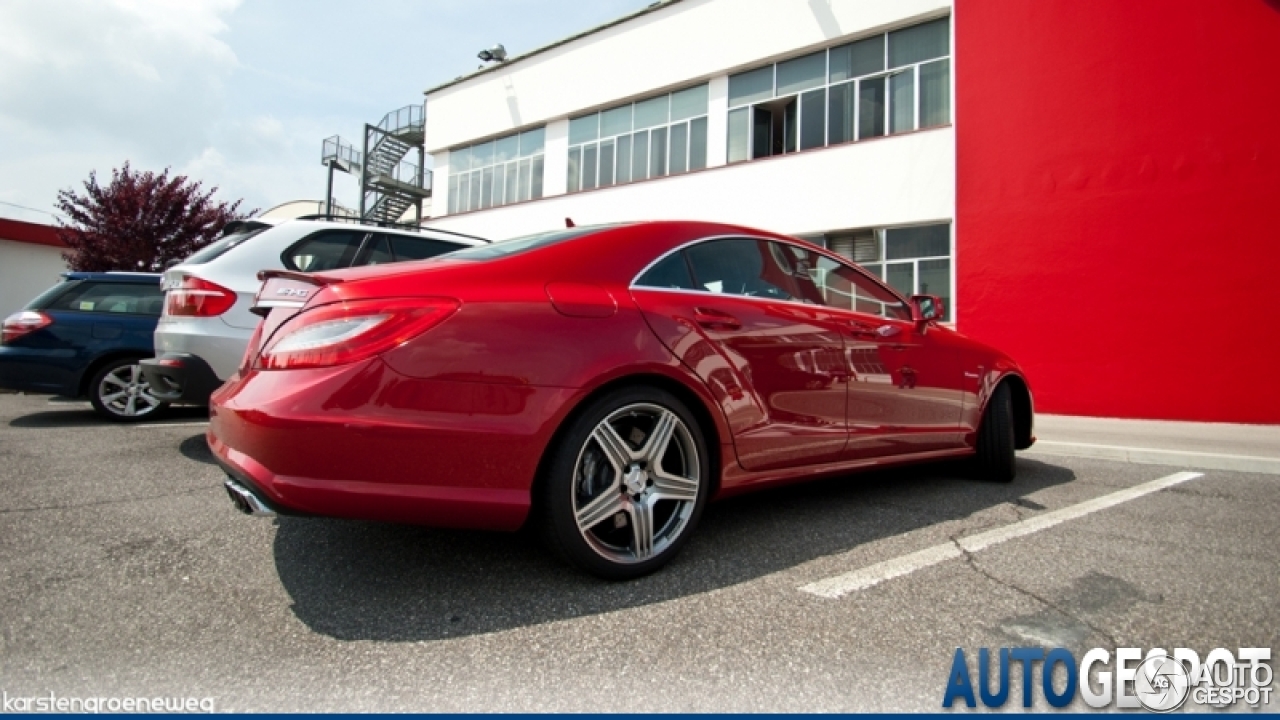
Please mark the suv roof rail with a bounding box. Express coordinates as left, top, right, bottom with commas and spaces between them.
292, 213, 491, 243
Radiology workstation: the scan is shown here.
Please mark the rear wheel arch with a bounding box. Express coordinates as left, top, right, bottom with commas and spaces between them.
77, 350, 152, 397
528, 372, 726, 524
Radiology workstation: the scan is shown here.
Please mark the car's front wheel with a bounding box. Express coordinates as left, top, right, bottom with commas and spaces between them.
974, 381, 1016, 482
541, 386, 710, 580
89, 357, 169, 423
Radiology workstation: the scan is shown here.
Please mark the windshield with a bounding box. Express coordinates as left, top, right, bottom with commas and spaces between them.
181, 227, 268, 265
443, 224, 628, 261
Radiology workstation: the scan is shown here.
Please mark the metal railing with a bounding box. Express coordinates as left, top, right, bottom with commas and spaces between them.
321, 135, 362, 168
377, 104, 424, 134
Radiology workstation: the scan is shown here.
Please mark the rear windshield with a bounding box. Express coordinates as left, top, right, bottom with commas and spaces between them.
182, 227, 268, 265
443, 224, 626, 261
25, 279, 81, 310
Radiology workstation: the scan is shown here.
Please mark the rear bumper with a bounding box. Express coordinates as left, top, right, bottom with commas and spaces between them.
152, 316, 250, 382
207, 358, 576, 531
0, 346, 78, 396
140, 353, 222, 404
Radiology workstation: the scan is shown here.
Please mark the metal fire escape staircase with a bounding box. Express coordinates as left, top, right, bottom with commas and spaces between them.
320, 104, 432, 224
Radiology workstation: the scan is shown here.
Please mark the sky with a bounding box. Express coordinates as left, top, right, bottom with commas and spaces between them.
0, 0, 650, 224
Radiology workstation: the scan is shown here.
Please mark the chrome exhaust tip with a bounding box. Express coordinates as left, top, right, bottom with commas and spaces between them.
223, 477, 276, 517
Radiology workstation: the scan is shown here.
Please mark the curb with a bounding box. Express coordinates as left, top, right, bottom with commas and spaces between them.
1024, 441, 1280, 476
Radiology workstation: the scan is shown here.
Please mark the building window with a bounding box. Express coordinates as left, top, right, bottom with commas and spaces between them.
727, 17, 950, 163
567, 84, 709, 193
827, 222, 952, 321
447, 127, 546, 214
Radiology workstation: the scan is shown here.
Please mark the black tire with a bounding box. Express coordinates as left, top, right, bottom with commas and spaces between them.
88, 357, 169, 423
974, 381, 1016, 482
540, 386, 710, 580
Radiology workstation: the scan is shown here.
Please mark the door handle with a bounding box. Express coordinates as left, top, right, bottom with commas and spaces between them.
694, 308, 742, 331
846, 321, 877, 338
846, 320, 901, 339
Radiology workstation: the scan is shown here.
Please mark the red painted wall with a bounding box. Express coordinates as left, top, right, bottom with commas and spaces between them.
955, 1, 1280, 423
0, 218, 63, 248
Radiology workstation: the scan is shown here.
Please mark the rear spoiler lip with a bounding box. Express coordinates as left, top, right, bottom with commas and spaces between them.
256, 269, 345, 285
251, 271, 344, 317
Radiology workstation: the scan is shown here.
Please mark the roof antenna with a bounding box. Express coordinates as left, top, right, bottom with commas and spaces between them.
565, 217, 576, 228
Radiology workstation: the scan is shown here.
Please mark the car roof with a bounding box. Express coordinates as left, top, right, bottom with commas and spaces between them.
270, 217, 488, 246
62, 272, 163, 282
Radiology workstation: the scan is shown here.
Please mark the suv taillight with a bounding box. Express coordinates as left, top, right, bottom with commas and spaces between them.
257, 298, 459, 370
165, 276, 237, 317
2, 311, 53, 344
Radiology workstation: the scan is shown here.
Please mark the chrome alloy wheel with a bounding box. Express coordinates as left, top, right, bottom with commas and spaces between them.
571, 402, 701, 564
97, 363, 163, 418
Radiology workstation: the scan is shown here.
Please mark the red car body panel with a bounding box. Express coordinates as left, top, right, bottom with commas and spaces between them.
208, 221, 1032, 530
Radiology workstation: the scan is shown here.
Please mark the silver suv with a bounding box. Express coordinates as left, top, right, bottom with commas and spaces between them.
140, 216, 485, 404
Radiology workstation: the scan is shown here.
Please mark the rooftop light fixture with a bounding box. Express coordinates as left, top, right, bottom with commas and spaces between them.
477, 44, 508, 63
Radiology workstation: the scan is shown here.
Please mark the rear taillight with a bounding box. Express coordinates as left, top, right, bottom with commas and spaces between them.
2, 311, 52, 344
165, 276, 237, 317
257, 298, 459, 370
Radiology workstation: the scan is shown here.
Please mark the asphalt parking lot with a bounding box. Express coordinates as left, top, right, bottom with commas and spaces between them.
0, 392, 1275, 712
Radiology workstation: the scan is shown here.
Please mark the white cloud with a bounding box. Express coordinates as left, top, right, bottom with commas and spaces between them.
0, 0, 656, 220
0, 0, 244, 212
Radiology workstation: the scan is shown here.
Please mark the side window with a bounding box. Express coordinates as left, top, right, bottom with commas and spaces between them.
355, 235, 394, 266
811, 255, 911, 320
685, 238, 799, 300
635, 252, 696, 290
283, 231, 367, 271
387, 235, 464, 261
49, 282, 164, 315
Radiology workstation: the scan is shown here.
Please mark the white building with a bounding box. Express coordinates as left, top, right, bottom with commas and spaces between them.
0, 218, 68, 316
422, 0, 954, 316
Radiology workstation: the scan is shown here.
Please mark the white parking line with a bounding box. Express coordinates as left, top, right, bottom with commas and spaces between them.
1026, 441, 1280, 475
799, 470, 1203, 599
134, 421, 210, 429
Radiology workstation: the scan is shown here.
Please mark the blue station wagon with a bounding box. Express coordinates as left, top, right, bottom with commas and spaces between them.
0, 272, 167, 421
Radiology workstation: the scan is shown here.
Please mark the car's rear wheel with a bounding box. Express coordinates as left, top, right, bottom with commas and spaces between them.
89, 357, 169, 423
975, 381, 1016, 482
542, 386, 710, 580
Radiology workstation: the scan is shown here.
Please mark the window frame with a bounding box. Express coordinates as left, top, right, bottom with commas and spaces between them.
567, 84, 711, 194
447, 128, 546, 215
630, 234, 912, 319
726, 16, 950, 163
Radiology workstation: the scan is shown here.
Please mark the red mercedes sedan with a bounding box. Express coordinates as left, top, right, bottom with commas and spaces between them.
210, 221, 1034, 579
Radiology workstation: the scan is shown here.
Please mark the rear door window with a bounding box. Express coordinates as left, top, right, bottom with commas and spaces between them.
635, 252, 698, 290
386, 234, 464, 261
354, 235, 395, 266
685, 238, 800, 300
25, 280, 82, 311
284, 231, 368, 271
182, 227, 268, 265
47, 282, 165, 315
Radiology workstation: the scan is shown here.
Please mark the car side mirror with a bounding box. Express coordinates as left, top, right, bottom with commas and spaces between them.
911, 294, 944, 325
